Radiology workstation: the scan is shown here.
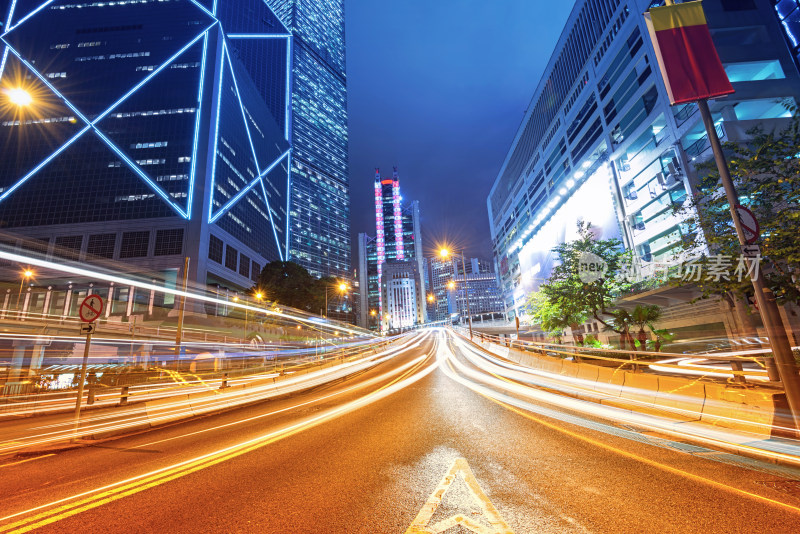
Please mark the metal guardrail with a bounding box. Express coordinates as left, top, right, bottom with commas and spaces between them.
460, 328, 782, 384
0, 335, 399, 415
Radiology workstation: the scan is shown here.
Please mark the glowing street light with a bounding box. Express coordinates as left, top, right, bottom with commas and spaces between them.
6, 87, 32, 107
325, 281, 349, 317
438, 244, 473, 339
16, 268, 34, 310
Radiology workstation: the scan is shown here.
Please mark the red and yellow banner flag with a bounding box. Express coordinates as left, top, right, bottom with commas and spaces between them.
644, 1, 734, 105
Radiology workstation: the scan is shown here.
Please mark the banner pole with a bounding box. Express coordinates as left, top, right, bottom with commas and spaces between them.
697, 98, 800, 434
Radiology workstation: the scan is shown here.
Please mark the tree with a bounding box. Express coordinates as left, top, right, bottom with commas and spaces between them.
525, 290, 587, 344
537, 222, 633, 344
631, 304, 662, 351
675, 109, 800, 306
607, 308, 635, 351
253, 261, 331, 313
650, 328, 675, 352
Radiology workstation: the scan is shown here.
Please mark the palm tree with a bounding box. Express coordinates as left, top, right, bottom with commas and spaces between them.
609, 308, 635, 351
650, 328, 675, 352
631, 305, 662, 351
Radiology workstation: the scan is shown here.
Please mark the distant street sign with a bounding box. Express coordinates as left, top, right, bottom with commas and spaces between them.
79, 294, 104, 323
80, 323, 96, 335
75, 296, 101, 431
741, 244, 761, 258
735, 205, 760, 245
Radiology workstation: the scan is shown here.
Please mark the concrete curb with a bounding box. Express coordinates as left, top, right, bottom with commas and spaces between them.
473, 338, 793, 440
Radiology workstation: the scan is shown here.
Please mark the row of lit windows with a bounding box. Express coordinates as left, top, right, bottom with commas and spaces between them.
75, 51, 150, 62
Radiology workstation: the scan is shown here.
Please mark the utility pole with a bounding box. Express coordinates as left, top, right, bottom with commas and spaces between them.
174, 256, 190, 360
458, 252, 473, 340
696, 99, 800, 433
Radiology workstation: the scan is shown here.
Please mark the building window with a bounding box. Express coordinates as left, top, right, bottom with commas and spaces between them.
239, 254, 250, 278
20, 237, 49, 256
720, 0, 756, 11
120, 231, 150, 258
225, 245, 238, 271
251, 261, 260, 282
87, 233, 116, 259
724, 60, 785, 82
209, 235, 223, 263
154, 229, 184, 256
53, 235, 83, 260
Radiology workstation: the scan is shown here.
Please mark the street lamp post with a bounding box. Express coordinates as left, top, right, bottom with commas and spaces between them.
325, 282, 349, 318
234, 291, 263, 344
16, 269, 33, 311
441, 249, 473, 339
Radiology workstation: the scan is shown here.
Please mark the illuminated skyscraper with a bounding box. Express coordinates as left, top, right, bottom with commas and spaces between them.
357, 168, 424, 329
489, 0, 800, 319
0, 0, 291, 294
266, 0, 350, 279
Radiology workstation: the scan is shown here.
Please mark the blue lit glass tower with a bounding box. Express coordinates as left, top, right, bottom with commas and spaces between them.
0, 0, 291, 292
265, 0, 350, 279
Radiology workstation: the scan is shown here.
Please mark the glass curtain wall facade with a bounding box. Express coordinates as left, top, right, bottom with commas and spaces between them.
446, 272, 505, 321
266, 0, 349, 279
427, 256, 503, 323
0, 0, 291, 295
488, 0, 800, 317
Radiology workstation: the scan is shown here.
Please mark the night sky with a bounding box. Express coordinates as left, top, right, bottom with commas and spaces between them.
345, 0, 575, 261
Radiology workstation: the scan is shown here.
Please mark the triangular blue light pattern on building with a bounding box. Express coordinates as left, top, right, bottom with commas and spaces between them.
214, 0, 289, 35
94, 39, 208, 217
0, 0, 291, 259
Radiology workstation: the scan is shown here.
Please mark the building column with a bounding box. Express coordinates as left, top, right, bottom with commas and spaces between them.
126, 287, 134, 317
148, 279, 157, 316
29, 345, 45, 377
8, 346, 26, 382
22, 288, 31, 319
42, 286, 52, 320
62, 284, 72, 320
106, 283, 114, 318
1, 289, 9, 319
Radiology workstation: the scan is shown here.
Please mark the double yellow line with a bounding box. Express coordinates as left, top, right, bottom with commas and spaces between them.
1, 351, 433, 533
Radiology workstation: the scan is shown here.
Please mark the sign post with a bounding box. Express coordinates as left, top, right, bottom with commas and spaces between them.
645, 0, 800, 434
735, 204, 760, 245
73, 294, 103, 441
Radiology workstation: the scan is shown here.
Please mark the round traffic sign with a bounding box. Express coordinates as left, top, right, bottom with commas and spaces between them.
735, 205, 760, 245
79, 294, 104, 323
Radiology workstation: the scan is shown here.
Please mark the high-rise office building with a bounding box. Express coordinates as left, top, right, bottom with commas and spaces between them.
381, 260, 424, 331
266, 0, 350, 279
426, 256, 504, 323
488, 0, 800, 317
0, 0, 292, 299
357, 168, 424, 329
446, 271, 505, 322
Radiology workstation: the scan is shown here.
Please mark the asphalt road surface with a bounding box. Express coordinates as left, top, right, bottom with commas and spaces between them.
2, 329, 800, 533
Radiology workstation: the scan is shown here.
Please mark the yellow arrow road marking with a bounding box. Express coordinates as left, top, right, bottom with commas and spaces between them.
405, 457, 514, 534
